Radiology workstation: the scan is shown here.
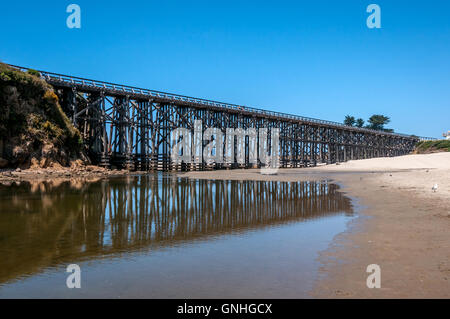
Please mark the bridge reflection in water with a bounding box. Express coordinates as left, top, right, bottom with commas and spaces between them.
0, 175, 353, 285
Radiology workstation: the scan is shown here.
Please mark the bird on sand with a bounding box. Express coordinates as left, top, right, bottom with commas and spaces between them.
432, 184, 438, 192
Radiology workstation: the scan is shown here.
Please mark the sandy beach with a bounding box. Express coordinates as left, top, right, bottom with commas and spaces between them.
1, 152, 448, 298
180, 152, 450, 298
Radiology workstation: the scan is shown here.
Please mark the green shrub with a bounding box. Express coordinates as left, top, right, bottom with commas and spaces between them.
26, 69, 41, 77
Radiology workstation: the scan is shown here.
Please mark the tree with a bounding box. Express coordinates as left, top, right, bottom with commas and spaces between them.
355, 118, 365, 128
344, 115, 356, 127
366, 115, 391, 131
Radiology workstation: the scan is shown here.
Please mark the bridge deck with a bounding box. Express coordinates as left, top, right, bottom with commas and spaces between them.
8, 64, 420, 139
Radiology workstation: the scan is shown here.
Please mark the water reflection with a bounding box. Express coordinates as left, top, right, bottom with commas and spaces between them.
0, 175, 352, 286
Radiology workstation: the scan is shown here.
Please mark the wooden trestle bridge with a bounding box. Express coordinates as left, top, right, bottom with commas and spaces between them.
11, 65, 420, 171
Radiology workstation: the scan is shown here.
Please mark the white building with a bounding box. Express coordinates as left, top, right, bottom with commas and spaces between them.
444, 131, 450, 140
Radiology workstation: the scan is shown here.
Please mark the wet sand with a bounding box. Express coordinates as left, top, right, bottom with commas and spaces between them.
180, 153, 450, 298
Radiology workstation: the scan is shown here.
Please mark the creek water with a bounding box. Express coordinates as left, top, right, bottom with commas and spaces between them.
0, 174, 354, 298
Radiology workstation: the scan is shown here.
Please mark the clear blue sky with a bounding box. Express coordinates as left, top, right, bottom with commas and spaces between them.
1, 0, 449, 137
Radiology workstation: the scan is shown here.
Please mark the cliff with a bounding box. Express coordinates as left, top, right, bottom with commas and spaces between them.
0, 63, 85, 168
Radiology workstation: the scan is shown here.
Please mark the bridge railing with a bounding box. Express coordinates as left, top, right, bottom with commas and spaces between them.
419, 137, 439, 141
7, 64, 432, 140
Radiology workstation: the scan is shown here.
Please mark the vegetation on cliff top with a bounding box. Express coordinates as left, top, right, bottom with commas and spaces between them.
414, 140, 450, 154
0, 63, 83, 168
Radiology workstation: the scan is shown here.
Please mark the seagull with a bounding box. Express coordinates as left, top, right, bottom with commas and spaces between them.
432, 184, 438, 192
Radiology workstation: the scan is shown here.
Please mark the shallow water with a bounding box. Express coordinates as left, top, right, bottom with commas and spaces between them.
0, 174, 354, 298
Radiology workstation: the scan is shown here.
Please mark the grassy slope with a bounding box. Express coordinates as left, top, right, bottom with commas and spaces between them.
415, 140, 450, 154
